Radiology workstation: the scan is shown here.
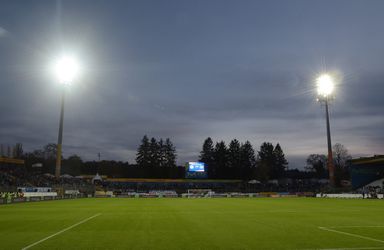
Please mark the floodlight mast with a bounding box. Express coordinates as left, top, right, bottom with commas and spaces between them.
54, 56, 79, 178
316, 74, 335, 186
55, 89, 65, 178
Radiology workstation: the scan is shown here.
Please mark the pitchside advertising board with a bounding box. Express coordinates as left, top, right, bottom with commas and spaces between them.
185, 162, 207, 178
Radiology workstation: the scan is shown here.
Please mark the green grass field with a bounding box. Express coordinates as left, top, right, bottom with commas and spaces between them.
0, 198, 384, 250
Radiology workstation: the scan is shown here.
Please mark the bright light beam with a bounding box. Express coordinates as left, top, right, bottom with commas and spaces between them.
316, 74, 334, 98
54, 55, 80, 85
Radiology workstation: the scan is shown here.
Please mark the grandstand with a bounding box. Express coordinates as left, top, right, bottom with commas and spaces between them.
3, 154, 384, 203
350, 155, 384, 189
0, 156, 27, 191
0, 156, 94, 202
0, 160, 333, 202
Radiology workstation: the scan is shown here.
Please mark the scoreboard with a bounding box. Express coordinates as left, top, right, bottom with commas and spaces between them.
188, 162, 205, 172
185, 162, 207, 178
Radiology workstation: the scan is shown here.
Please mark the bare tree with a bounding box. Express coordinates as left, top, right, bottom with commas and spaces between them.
333, 143, 352, 169
14, 143, 23, 158
332, 143, 352, 185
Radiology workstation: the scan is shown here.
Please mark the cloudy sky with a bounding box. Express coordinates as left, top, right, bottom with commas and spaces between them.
1, 0, 383, 168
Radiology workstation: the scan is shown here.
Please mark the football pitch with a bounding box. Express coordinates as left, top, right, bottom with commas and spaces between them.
1, 198, 384, 250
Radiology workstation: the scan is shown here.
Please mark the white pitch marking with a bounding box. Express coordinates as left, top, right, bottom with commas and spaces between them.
306, 247, 384, 250
21, 213, 102, 250
318, 226, 384, 244
327, 226, 384, 229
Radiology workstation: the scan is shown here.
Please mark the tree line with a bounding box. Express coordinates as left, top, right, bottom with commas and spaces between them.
199, 137, 288, 180
135, 135, 177, 168
3, 139, 352, 185
2, 142, 183, 178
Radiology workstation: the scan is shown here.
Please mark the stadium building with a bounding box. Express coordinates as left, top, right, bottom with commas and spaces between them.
350, 155, 384, 189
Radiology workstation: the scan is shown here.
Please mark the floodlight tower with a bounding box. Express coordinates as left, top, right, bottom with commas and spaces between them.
316, 74, 335, 186
54, 56, 79, 178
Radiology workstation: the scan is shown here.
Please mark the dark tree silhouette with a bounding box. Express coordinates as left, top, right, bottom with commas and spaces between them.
63, 154, 83, 176
199, 137, 215, 178
332, 143, 352, 185
273, 143, 288, 178
228, 139, 241, 169
137, 136, 177, 168
240, 140, 256, 179
136, 135, 151, 167
164, 138, 177, 167
333, 143, 352, 169
158, 138, 166, 167
256, 142, 288, 180
43, 143, 57, 160
149, 137, 160, 167
213, 141, 228, 177
240, 141, 256, 168
256, 142, 275, 181
305, 154, 327, 178
14, 143, 24, 158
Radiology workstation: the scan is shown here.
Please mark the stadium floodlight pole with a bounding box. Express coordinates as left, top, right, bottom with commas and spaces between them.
54, 56, 79, 178
316, 74, 335, 186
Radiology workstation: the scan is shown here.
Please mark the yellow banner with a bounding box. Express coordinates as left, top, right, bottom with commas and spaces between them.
0, 157, 25, 165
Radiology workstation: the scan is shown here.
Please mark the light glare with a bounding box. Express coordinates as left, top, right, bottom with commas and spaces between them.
54, 56, 80, 85
316, 74, 334, 97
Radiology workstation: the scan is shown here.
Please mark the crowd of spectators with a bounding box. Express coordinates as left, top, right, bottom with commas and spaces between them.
0, 164, 93, 192
360, 185, 384, 198
0, 165, 31, 189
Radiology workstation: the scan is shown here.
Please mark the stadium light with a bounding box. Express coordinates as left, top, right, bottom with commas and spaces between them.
54, 55, 80, 85
316, 73, 335, 186
54, 55, 80, 178
316, 74, 334, 98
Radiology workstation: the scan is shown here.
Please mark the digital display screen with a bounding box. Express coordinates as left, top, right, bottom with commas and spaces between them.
188, 162, 205, 172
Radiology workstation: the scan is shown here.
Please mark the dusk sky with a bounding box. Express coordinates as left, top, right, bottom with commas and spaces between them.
1, 0, 383, 168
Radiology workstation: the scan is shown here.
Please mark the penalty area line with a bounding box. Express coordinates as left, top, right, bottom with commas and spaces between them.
21, 213, 102, 250
304, 247, 384, 250
327, 226, 384, 229
318, 226, 384, 244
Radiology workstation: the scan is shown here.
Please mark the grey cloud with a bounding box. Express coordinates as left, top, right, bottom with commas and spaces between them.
0, 27, 8, 37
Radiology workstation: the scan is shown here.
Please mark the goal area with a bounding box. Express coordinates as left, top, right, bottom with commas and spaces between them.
186, 189, 212, 198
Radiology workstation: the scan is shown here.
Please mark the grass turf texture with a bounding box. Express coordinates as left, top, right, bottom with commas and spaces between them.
0, 198, 384, 250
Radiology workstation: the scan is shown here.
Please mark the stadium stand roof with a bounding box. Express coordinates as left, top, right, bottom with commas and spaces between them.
350, 155, 384, 165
